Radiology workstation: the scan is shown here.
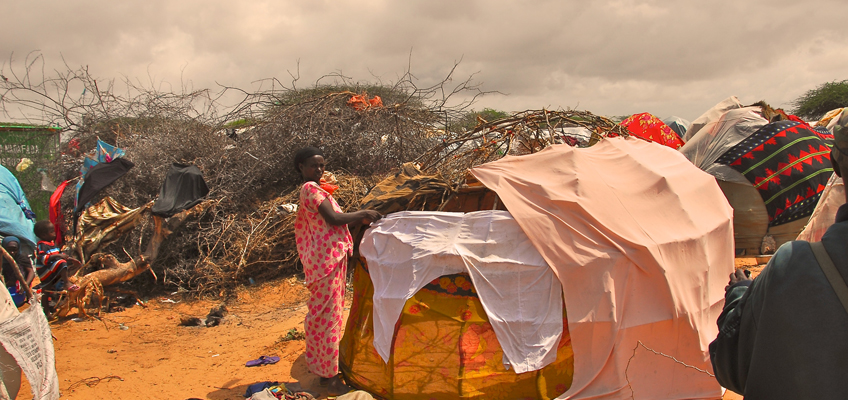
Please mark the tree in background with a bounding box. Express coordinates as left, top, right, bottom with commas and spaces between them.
453, 108, 510, 132
791, 80, 848, 121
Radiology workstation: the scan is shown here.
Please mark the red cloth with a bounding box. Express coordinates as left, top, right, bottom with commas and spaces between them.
368, 95, 383, 108
319, 172, 340, 195
620, 113, 684, 149
319, 182, 339, 195
347, 94, 383, 111
48, 180, 70, 246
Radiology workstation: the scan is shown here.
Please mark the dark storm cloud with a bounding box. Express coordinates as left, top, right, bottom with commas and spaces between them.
2, 0, 848, 121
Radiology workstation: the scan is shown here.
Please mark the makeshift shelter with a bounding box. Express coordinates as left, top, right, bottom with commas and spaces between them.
683, 96, 744, 142
342, 138, 732, 399
680, 98, 833, 254
713, 121, 832, 225
344, 213, 573, 400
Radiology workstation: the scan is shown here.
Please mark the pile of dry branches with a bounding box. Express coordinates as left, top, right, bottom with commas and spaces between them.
1, 53, 486, 296
152, 172, 384, 296
416, 109, 629, 184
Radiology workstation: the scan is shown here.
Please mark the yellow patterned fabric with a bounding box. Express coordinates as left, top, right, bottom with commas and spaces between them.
340, 259, 574, 400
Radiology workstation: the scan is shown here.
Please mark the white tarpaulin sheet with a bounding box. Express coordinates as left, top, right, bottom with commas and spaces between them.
683, 96, 743, 142
679, 106, 768, 184
360, 210, 564, 374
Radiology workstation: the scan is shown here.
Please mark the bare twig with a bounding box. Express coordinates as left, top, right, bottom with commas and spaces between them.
0, 53, 509, 296
67, 375, 124, 391
624, 340, 714, 399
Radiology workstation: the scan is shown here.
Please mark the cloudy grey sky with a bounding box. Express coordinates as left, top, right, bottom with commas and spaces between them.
2, 0, 847, 122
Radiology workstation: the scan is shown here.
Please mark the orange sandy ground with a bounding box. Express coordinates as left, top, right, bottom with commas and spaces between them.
14, 262, 769, 400
20, 276, 341, 400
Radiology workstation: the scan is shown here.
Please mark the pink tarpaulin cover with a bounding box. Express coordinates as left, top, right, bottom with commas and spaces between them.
471, 137, 733, 399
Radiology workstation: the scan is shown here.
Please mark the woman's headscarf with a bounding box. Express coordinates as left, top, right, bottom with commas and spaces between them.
2, 236, 20, 255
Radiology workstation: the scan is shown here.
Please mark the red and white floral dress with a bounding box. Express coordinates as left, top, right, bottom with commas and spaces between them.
294, 181, 353, 378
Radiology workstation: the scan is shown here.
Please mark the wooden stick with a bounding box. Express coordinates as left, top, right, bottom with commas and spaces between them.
0, 246, 34, 303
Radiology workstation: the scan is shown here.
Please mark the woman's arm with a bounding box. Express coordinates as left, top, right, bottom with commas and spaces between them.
318, 199, 382, 227
17, 255, 34, 286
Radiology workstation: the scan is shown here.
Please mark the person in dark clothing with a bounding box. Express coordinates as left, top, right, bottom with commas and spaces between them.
1, 236, 34, 306
710, 115, 848, 398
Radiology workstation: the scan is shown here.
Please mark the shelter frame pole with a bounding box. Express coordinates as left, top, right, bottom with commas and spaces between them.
0, 247, 34, 303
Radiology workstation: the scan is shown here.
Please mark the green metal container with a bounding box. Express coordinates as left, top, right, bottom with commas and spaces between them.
0, 123, 61, 221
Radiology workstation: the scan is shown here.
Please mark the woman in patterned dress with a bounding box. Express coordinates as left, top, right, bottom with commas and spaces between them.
293, 147, 382, 395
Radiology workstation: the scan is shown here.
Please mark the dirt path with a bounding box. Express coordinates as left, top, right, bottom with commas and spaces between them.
23, 276, 351, 400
